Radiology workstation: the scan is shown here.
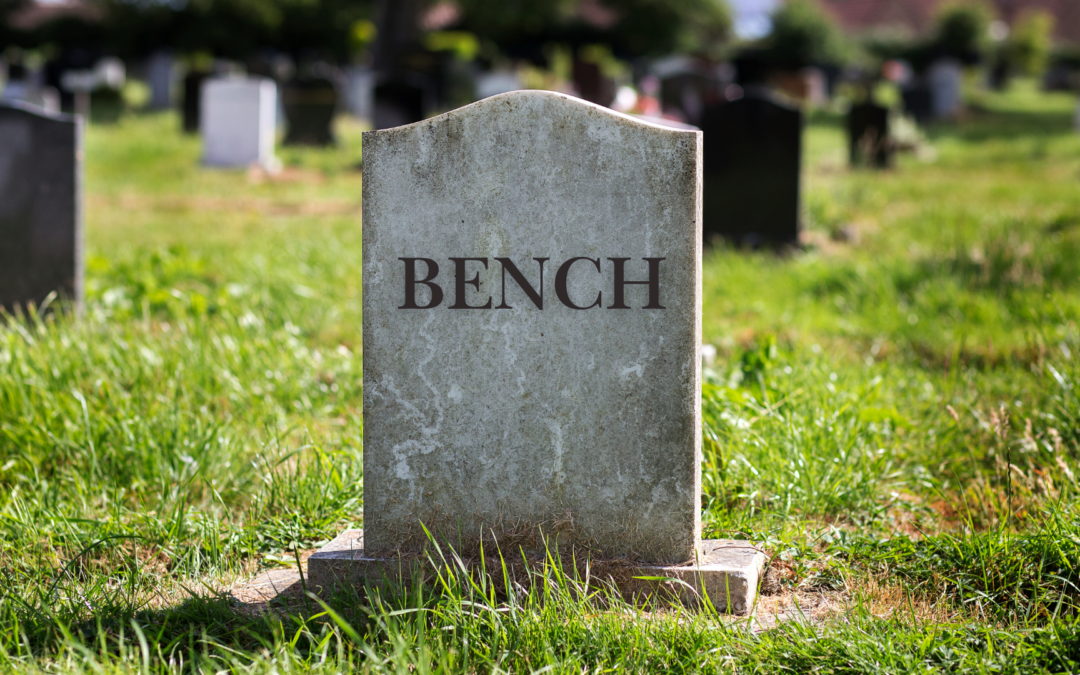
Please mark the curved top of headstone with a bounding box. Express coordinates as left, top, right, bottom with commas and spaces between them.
368, 89, 699, 138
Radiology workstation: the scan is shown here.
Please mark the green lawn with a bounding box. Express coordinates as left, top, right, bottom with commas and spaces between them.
2, 83, 1080, 672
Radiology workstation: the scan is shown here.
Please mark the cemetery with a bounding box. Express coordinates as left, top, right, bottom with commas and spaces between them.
2, 0, 1080, 671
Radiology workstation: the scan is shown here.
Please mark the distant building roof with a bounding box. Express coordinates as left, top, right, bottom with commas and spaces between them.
9, 0, 101, 31
817, 0, 1080, 44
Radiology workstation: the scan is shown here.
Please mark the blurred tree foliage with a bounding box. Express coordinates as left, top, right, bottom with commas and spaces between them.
100, 0, 374, 61
454, 0, 732, 58
1005, 10, 1054, 76
929, 0, 994, 64
757, 0, 849, 68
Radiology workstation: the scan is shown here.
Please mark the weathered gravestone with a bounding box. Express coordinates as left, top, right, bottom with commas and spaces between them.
307, 90, 765, 612
699, 87, 802, 247
282, 76, 338, 146
0, 102, 82, 313
847, 101, 893, 169
201, 76, 277, 168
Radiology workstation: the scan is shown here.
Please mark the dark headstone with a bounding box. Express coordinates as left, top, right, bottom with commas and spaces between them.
847, 102, 892, 169
0, 103, 82, 313
373, 76, 428, 130
282, 76, 338, 146
182, 70, 210, 134
572, 59, 615, 106
901, 84, 932, 124
700, 88, 802, 248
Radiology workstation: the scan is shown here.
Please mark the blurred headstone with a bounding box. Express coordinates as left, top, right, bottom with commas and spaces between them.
147, 51, 174, 110
476, 71, 521, 100
373, 76, 429, 129
344, 66, 374, 121
282, 76, 338, 146
201, 77, 278, 168
1, 62, 60, 114
655, 60, 728, 128
572, 59, 614, 106
182, 70, 210, 134
847, 101, 892, 169
928, 58, 963, 120
901, 83, 932, 124
700, 87, 802, 247
0, 102, 82, 313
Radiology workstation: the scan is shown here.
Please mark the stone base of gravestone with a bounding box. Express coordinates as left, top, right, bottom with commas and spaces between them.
307, 530, 766, 614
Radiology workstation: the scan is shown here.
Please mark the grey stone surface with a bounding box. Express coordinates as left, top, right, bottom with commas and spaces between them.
362, 90, 702, 565
308, 530, 765, 614
201, 76, 277, 168
0, 102, 82, 313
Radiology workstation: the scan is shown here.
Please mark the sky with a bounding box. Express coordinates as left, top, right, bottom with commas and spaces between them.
728, 0, 780, 40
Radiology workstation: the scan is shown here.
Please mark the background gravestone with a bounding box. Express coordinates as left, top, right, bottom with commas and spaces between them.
147, 51, 175, 110
928, 58, 963, 120
847, 101, 892, 169
362, 91, 702, 564
200, 76, 277, 168
282, 76, 338, 146
373, 76, 430, 130
0, 102, 82, 313
700, 87, 802, 247
182, 70, 209, 134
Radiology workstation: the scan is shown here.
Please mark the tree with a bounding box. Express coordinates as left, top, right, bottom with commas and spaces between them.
930, 0, 994, 64
1005, 10, 1054, 76
600, 0, 732, 57
453, 0, 732, 59
760, 0, 848, 69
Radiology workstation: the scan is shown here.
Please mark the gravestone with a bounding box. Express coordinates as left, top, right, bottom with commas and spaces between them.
344, 67, 374, 121
308, 90, 765, 612
201, 76, 277, 168
0, 102, 82, 313
901, 83, 932, 123
373, 75, 430, 130
928, 58, 963, 120
476, 70, 521, 100
847, 101, 892, 169
282, 76, 337, 146
1, 63, 60, 114
147, 51, 174, 110
182, 70, 209, 134
700, 87, 802, 247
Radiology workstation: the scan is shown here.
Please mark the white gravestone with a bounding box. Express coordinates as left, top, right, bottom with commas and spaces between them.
363, 90, 702, 564
928, 58, 963, 120
200, 77, 277, 168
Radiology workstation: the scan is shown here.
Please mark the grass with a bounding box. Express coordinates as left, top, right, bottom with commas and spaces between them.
2, 79, 1080, 672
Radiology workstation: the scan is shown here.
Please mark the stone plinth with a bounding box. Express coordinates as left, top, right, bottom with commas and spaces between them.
308, 530, 765, 615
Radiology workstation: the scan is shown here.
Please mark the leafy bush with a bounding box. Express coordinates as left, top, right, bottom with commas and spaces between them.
761, 0, 849, 68
1006, 10, 1056, 76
